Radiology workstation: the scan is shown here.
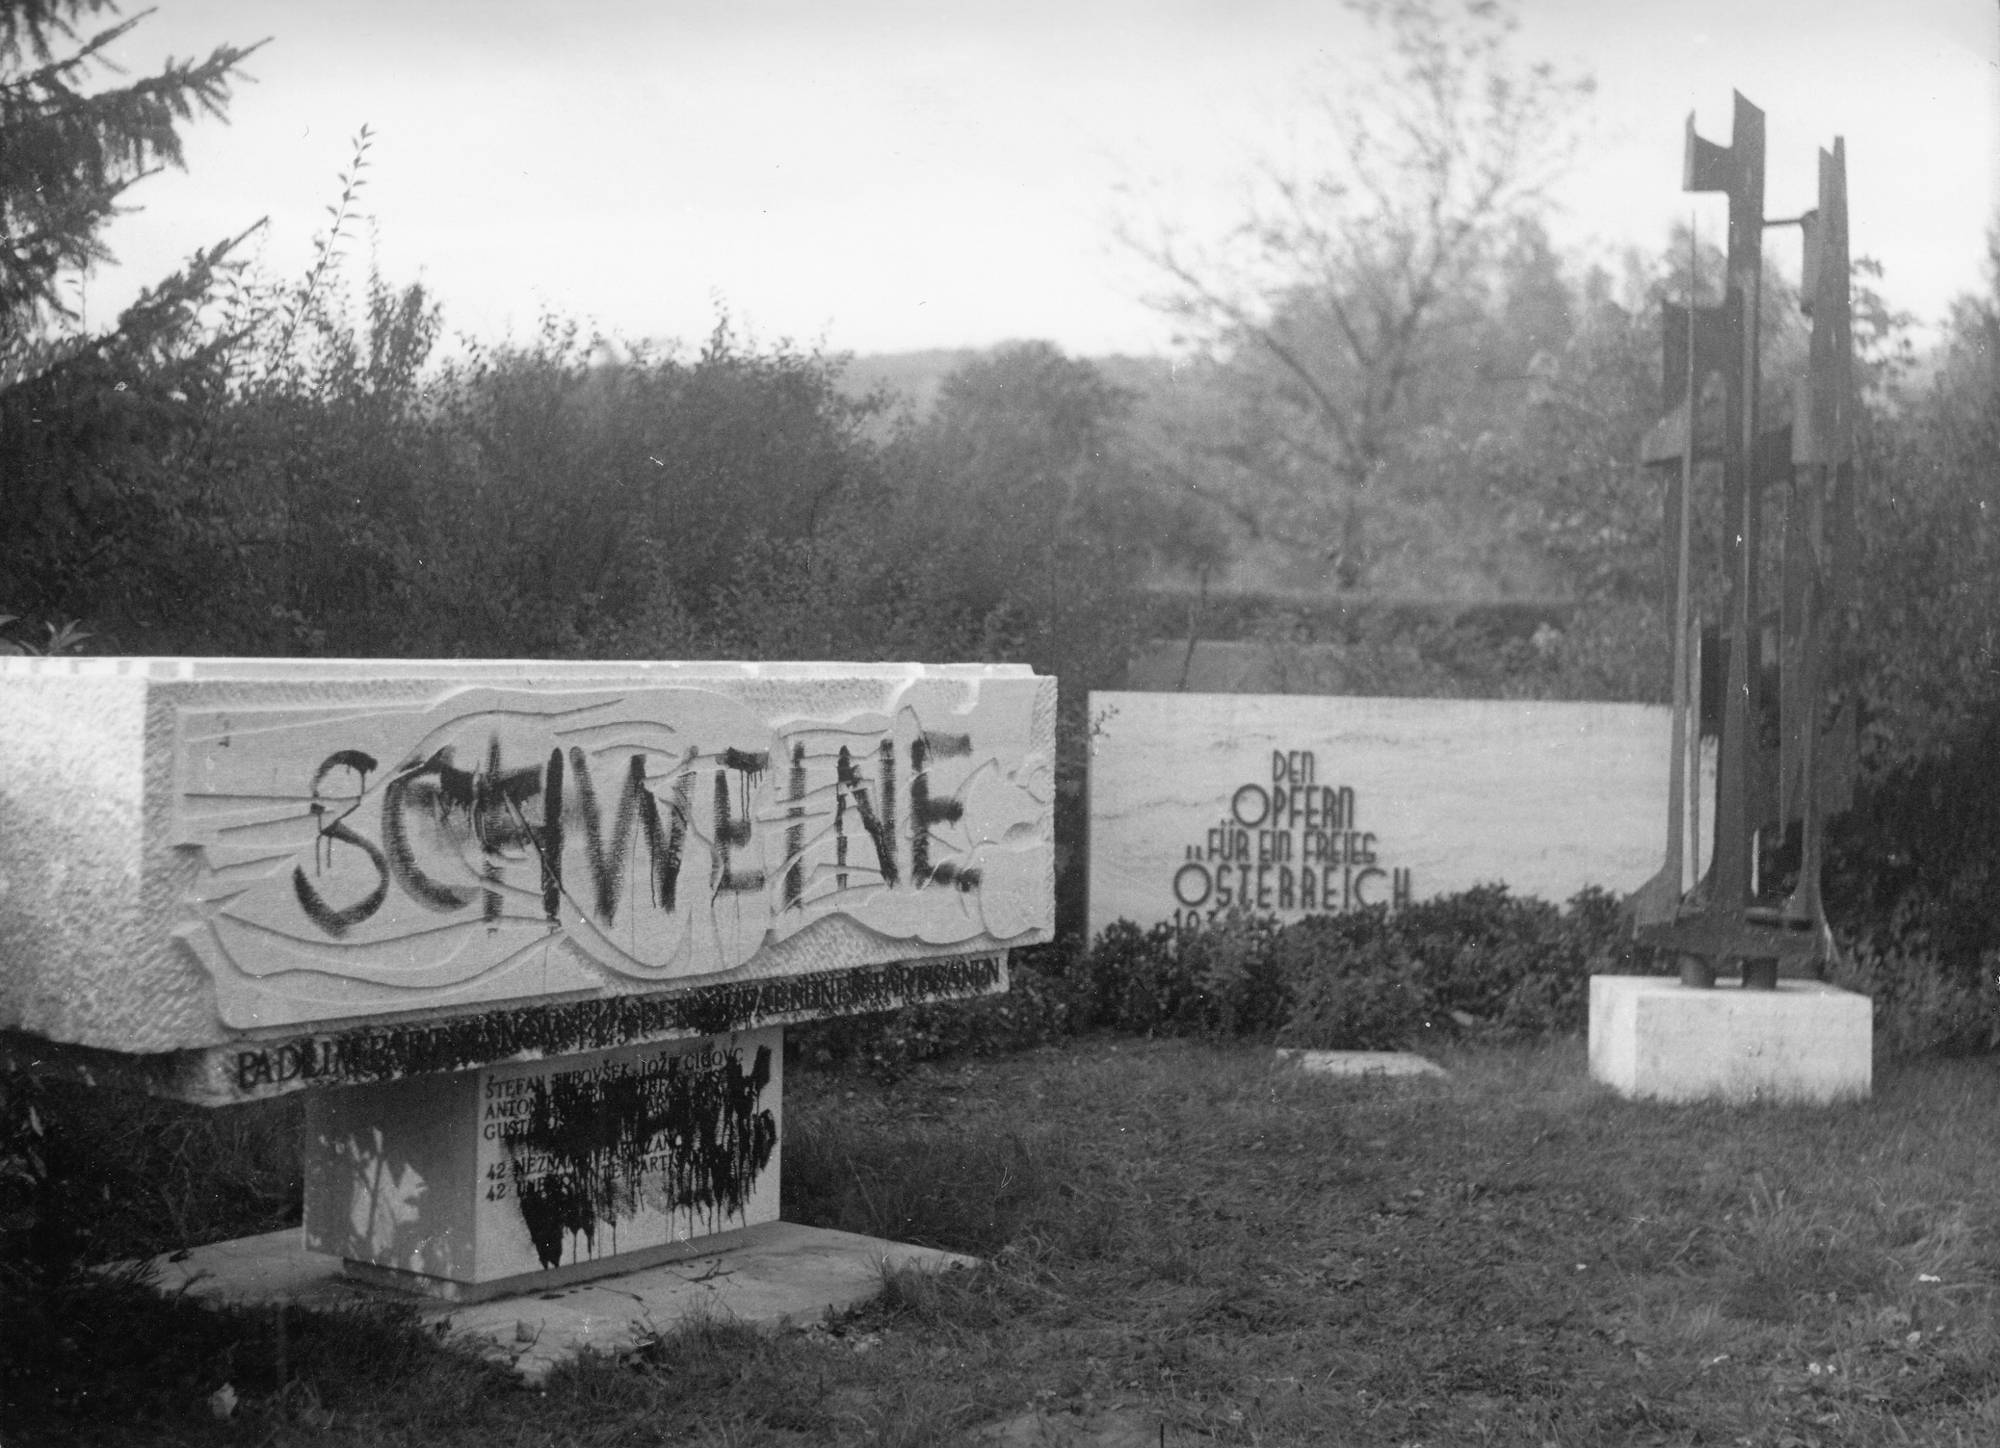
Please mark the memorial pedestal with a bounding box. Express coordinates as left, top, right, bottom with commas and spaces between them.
305, 1029, 782, 1301
1588, 975, 1871, 1104
3, 657, 1052, 1356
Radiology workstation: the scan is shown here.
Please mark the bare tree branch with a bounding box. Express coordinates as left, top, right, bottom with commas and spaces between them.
1119, 0, 1591, 587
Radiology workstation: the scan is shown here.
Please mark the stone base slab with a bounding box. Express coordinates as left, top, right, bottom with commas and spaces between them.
1275, 1049, 1447, 1079
1589, 974, 1871, 1104
147, 1220, 975, 1383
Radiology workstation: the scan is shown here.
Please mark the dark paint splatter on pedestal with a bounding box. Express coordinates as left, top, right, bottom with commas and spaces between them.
507, 1045, 777, 1271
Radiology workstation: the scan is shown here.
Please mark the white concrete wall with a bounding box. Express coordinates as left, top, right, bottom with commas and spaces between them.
1087, 691, 1712, 938
0, 659, 1054, 1052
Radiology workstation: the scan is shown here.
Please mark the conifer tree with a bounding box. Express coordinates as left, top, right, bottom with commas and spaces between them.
1, 0, 260, 369
0, 1, 261, 641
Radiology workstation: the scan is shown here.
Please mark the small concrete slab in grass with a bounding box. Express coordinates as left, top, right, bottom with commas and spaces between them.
147, 1221, 976, 1383
1276, 1048, 1448, 1079
976, 1407, 1166, 1446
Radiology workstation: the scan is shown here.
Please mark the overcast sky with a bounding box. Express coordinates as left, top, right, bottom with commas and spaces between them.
83, 0, 2000, 358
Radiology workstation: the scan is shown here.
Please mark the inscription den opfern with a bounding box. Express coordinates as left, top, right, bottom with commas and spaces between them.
1170, 748, 1412, 926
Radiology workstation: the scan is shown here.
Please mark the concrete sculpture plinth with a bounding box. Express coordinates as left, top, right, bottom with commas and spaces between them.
2, 657, 1054, 1301
1588, 975, 1870, 1104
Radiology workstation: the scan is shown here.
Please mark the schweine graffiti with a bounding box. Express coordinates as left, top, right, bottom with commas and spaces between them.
1170, 749, 1411, 928
172, 682, 1050, 1028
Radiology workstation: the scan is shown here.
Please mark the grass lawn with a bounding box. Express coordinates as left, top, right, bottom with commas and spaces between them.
6, 1035, 1999, 1445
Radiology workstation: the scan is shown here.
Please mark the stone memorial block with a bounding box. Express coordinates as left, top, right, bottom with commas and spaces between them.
1, 657, 1054, 1297
0, 658, 1054, 1102
1087, 691, 1713, 937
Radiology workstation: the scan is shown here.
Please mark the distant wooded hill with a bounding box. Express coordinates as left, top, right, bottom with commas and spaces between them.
840, 345, 1571, 607
839, 347, 1173, 421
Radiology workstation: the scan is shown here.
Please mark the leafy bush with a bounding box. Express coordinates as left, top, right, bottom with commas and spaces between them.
1277, 926, 1432, 1049
801, 886, 1656, 1075
800, 875, 2000, 1077
1829, 922, 2000, 1060
1060, 911, 1290, 1039
788, 943, 1088, 1078
1274, 885, 1645, 1048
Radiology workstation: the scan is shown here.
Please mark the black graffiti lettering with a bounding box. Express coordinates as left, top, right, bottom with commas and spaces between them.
294, 751, 389, 937
834, 741, 897, 887
927, 861, 981, 893
835, 799, 850, 889
568, 749, 688, 924
382, 749, 475, 913
471, 736, 544, 851
538, 748, 565, 922
307, 747, 378, 856
910, 731, 971, 886
652, 772, 691, 911
294, 817, 390, 938
784, 743, 806, 911
481, 744, 542, 922
290, 720, 999, 935
711, 756, 764, 895
381, 737, 551, 922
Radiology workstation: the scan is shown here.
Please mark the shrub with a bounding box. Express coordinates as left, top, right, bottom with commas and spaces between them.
1277, 923, 1432, 1049
1829, 920, 2000, 1060
788, 942, 1088, 1079
796, 885, 1659, 1074
1274, 884, 1646, 1048
1063, 911, 1288, 1038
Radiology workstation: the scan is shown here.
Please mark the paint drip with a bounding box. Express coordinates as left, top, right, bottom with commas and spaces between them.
506, 1044, 777, 1271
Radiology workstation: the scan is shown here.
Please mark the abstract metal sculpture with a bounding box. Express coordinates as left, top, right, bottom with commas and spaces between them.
1628, 93, 1858, 988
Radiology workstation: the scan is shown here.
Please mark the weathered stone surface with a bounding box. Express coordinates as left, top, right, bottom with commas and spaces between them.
0, 659, 1054, 1055
1087, 691, 1714, 936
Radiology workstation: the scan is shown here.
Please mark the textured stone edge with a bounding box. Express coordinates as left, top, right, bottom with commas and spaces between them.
0, 951, 1008, 1106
